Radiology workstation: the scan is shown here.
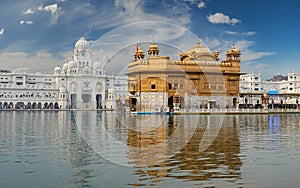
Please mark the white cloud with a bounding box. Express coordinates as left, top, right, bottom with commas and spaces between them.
219, 39, 275, 62
207, 12, 241, 25
0, 28, 4, 35
90, 21, 198, 74
44, 4, 58, 14
37, 4, 43, 11
38, 3, 63, 25
197, 2, 205, 9
225, 31, 238, 35
20, 20, 33, 25
205, 38, 276, 76
242, 50, 275, 62
241, 61, 276, 78
2, 52, 28, 57
202, 38, 275, 71
205, 38, 220, 50
87, 0, 191, 30
184, 0, 197, 4
245, 31, 256, 36
226, 31, 256, 36
23, 9, 34, 14
0, 51, 61, 73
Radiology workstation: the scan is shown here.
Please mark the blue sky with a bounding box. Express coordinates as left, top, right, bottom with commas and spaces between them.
0, 0, 299, 78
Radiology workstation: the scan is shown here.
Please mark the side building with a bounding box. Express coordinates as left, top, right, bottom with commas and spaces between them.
127, 36, 242, 112
239, 73, 300, 106
0, 37, 128, 110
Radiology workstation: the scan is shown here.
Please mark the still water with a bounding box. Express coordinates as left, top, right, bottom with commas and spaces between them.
1, 111, 300, 188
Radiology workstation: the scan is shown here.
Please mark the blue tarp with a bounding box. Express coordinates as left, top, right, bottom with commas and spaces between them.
268, 90, 279, 95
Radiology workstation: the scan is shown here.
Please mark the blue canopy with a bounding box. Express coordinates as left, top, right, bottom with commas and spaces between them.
268, 90, 279, 95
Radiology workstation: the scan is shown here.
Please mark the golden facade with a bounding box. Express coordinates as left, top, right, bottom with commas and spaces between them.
127, 36, 242, 111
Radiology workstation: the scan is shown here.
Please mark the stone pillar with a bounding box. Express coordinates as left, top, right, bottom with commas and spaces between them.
207, 100, 210, 110
236, 99, 239, 110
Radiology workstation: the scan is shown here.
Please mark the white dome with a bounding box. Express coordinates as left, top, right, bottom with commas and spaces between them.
68, 59, 77, 69
54, 66, 61, 71
62, 63, 68, 70
75, 37, 89, 51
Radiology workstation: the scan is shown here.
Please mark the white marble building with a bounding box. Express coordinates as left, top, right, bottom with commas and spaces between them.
239, 73, 300, 105
0, 37, 128, 110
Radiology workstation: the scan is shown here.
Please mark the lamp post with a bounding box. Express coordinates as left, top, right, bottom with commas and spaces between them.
207, 99, 210, 110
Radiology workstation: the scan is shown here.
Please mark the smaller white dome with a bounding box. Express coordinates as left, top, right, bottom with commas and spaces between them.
54, 66, 61, 71
68, 59, 77, 69
93, 61, 103, 70
62, 63, 68, 70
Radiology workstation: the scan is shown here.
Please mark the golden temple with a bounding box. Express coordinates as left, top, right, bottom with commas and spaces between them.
127, 36, 242, 112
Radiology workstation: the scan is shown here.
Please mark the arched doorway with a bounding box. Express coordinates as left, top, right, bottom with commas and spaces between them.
130, 98, 137, 111
32, 102, 37, 109
54, 102, 59, 109
96, 94, 102, 109
71, 94, 77, 109
3, 102, 8, 109
9, 102, 13, 109
44, 102, 48, 109
168, 96, 174, 108
49, 102, 53, 109
27, 102, 32, 109
38, 102, 42, 109
15, 102, 24, 109
233, 97, 237, 107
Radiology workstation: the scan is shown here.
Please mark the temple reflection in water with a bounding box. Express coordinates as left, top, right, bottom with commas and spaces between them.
71, 112, 300, 187
124, 115, 242, 184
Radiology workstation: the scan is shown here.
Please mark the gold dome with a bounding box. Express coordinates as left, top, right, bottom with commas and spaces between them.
148, 40, 159, 56
149, 41, 158, 50
135, 44, 145, 60
137, 46, 144, 54
185, 36, 216, 61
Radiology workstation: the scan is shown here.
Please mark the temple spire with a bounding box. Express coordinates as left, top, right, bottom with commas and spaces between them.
197, 35, 201, 46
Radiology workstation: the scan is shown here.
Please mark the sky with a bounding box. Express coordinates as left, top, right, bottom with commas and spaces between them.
0, 0, 299, 79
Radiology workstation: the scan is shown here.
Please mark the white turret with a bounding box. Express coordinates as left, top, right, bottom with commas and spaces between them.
73, 37, 92, 68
